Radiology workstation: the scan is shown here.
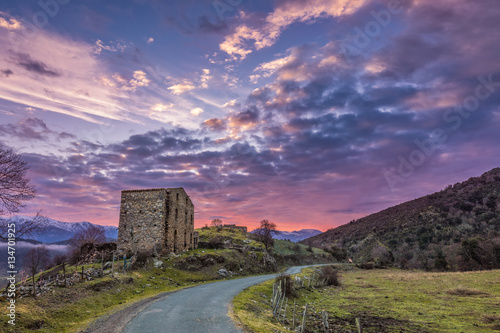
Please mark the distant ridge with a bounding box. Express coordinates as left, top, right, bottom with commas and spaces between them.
251, 228, 322, 242
0, 215, 118, 244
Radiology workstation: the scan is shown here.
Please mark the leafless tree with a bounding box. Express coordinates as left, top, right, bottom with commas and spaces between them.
0, 210, 47, 240
24, 245, 50, 298
0, 146, 36, 215
70, 224, 106, 248
211, 218, 223, 230
254, 219, 279, 252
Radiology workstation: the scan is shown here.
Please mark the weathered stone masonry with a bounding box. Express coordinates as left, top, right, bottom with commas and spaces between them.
117, 188, 197, 254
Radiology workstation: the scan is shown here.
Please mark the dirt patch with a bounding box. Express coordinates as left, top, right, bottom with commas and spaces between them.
446, 288, 490, 297
26, 319, 45, 330
87, 279, 118, 292
358, 283, 378, 288
483, 314, 500, 323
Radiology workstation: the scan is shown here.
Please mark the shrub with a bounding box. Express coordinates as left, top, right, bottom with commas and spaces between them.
132, 250, 153, 268
317, 265, 340, 286
51, 254, 67, 267
292, 243, 302, 253
328, 245, 348, 261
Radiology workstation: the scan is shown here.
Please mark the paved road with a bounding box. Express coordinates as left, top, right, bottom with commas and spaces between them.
121, 265, 317, 333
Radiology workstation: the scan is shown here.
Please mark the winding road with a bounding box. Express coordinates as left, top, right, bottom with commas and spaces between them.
92, 265, 316, 333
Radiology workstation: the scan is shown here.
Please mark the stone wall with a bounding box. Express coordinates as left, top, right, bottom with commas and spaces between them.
117, 188, 195, 254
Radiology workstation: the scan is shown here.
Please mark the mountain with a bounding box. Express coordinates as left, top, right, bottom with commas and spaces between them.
0, 215, 118, 244
251, 229, 322, 242
301, 167, 500, 271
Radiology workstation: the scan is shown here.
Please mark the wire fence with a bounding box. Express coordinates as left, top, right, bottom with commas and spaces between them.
271, 273, 363, 333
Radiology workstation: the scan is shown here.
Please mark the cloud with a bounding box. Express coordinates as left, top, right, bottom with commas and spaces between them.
0, 117, 76, 142
13, 52, 61, 77
202, 118, 226, 131
1, 69, 13, 77
93, 39, 129, 54
190, 107, 204, 116
0, 25, 134, 123
200, 69, 211, 88
0, 11, 21, 31
220, 0, 368, 60
168, 81, 196, 95
151, 103, 174, 112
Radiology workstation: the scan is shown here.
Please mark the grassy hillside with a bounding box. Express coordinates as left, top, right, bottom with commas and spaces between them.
301, 167, 500, 271
0, 227, 329, 332
233, 266, 500, 332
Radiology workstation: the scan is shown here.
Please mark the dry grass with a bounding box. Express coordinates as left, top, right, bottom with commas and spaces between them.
446, 288, 490, 296
483, 314, 500, 323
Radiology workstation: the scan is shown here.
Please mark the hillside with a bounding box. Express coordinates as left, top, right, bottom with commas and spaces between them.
301, 167, 500, 271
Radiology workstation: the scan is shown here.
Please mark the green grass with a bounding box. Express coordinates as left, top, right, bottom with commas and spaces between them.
233, 267, 500, 332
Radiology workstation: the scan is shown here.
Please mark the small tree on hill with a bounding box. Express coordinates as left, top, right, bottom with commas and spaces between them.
24, 245, 49, 298
254, 219, 278, 252
211, 218, 222, 230
69, 225, 106, 263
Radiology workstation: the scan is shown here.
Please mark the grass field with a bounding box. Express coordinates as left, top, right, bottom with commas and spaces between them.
233, 266, 500, 332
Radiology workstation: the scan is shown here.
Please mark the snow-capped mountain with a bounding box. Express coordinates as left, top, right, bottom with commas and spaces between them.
1, 215, 118, 244
251, 229, 323, 242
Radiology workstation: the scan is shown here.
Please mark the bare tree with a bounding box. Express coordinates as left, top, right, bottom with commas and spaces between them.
0, 146, 45, 240
211, 218, 223, 230
0, 210, 47, 240
0, 146, 36, 215
24, 245, 49, 298
254, 219, 279, 252
70, 224, 106, 248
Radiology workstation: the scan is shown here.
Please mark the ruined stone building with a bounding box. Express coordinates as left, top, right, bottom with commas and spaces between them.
117, 188, 198, 254
222, 224, 248, 233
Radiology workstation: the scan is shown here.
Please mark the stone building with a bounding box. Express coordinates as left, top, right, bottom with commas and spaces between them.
117, 188, 197, 254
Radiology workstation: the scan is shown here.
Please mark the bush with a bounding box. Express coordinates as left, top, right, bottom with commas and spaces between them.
51, 254, 67, 267
317, 265, 340, 286
131, 250, 153, 268
328, 245, 348, 261
292, 243, 302, 253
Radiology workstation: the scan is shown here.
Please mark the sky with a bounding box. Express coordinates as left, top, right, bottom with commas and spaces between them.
0, 0, 499, 231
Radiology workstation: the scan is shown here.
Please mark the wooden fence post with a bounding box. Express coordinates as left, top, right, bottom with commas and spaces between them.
356, 317, 363, 333
301, 303, 308, 333
322, 311, 329, 332
62, 262, 66, 287
282, 297, 288, 324
292, 299, 296, 328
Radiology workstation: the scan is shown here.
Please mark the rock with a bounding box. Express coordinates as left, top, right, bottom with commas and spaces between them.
153, 259, 164, 268
217, 268, 229, 277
